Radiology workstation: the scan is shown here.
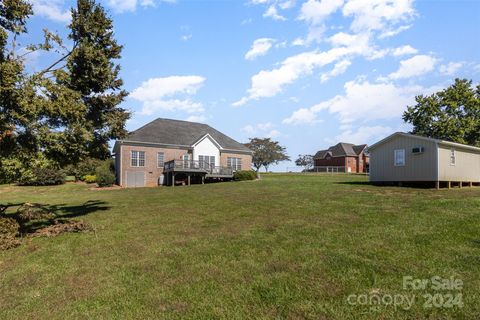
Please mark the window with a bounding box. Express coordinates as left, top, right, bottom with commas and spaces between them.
450, 149, 456, 165
131, 151, 145, 167
228, 157, 242, 171
199, 155, 215, 168
157, 152, 164, 168
394, 149, 405, 166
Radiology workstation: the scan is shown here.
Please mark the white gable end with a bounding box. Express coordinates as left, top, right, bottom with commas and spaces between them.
193, 135, 220, 166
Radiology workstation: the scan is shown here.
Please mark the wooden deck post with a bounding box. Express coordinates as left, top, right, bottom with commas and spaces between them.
202, 175, 205, 184
172, 173, 175, 187
187, 174, 191, 186
448, 181, 451, 189
435, 181, 440, 190
469, 181, 473, 188
459, 182, 462, 189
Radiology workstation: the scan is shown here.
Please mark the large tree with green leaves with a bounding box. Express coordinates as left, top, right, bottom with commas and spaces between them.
245, 137, 290, 172
403, 79, 480, 146
0, 0, 130, 182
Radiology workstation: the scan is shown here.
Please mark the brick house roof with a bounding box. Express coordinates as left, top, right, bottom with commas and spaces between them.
314, 143, 367, 159
122, 118, 252, 153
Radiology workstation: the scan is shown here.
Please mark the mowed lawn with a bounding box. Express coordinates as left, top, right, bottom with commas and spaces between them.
1, 174, 479, 319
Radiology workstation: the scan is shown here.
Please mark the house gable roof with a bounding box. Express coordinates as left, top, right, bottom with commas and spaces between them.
314, 142, 367, 159
120, 118, 251, 153
368, 132, 480, 152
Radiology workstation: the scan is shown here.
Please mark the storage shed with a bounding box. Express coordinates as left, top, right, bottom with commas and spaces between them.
368, 132, 480, 188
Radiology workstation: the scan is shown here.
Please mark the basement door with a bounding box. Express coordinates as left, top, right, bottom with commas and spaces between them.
126, 171, 145, 188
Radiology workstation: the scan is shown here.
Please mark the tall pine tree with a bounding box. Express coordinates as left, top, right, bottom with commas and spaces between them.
65, 0, 130, 159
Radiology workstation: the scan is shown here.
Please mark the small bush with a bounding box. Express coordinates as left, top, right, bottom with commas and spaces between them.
18, 167, 66, 186
83, 175, 97, 184
95, 165, 116, 187
65, 175, 76, 182
234, 170, 257, 181
65, 158, 104, 180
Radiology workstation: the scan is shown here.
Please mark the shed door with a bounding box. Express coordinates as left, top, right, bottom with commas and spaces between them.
126, 171, 145, 188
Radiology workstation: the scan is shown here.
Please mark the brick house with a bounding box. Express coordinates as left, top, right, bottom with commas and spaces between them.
314, 143, 369, 173
113, 118, 252, 187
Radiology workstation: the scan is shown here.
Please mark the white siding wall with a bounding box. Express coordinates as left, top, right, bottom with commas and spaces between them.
369, 135, 437, 182
438, 145, 480, 182
193, 136, 220, 166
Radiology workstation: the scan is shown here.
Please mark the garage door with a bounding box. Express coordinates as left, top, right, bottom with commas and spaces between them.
126, 171, 145, 188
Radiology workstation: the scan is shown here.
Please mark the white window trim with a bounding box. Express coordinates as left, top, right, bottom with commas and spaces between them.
157, 152, 165, 168
131, 150, 145, 167
450, 148, 456, 166
228, 157, 242, 171
394, 149, 405, 167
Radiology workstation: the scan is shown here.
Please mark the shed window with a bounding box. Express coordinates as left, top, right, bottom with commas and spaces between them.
394, 149, 405, 166
450, 149, 456, 166
157, 152, 165, 168
131, 151, 145, 167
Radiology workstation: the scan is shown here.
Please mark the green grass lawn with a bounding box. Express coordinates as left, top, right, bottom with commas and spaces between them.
1, 174, 479, 319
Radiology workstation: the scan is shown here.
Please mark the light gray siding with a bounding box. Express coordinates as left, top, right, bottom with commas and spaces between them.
369, 135, 437, 182
438, 145, 480, 182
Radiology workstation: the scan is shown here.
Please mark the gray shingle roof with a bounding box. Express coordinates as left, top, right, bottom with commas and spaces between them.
123, 118, 251, 152
314, 143, 366, 159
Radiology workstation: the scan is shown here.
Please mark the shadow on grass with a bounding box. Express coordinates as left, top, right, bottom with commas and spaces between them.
2, 200, 111, 234
336, 181, 439, 189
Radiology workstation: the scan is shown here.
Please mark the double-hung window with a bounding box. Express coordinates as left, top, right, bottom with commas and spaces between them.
131, 151, 145, 167
157, 152, 165, 168
199, 155, 215, 169
394, 149, 405, 166
227, 157, 242, 171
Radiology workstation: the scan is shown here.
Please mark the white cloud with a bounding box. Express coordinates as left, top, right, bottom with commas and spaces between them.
299, 0, 344, 25
297, 0, 344, 45
263, 5, 286, 21
245, 38, 277, 60
320, 59, 351, 82
342, 0, 416, 33
282, 108, 320, 125
387, 54, 437, 80
242, 122, 281, 138
439, 62, 463, 76
333, 125, 392, 144
105, 0, 176, 13
130, 76, 206, 116
234, 45, 366, 106
284, 80, 435, 125
31, 0, 71, 23
379, 24, 412, 38
279, 0, 296, 9
392, 45, 418, 56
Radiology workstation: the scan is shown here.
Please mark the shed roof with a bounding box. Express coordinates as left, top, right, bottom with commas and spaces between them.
368, 132, 480, 152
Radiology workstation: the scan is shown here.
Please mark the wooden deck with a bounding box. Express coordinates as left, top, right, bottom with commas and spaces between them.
164, 160, 234, 186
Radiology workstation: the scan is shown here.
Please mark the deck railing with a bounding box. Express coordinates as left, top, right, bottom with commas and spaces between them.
164, 160, 233, 176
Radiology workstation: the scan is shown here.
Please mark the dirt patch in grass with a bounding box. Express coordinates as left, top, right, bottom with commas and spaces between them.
29, 220, 92, 237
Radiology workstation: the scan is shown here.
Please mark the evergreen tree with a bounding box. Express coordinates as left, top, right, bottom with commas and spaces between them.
64, 0, 130, 159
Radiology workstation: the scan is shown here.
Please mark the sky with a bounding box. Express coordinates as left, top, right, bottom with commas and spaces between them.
22, 0, 480, 171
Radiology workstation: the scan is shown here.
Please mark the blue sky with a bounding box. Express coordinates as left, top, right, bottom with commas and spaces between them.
24, 0, 480, 171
